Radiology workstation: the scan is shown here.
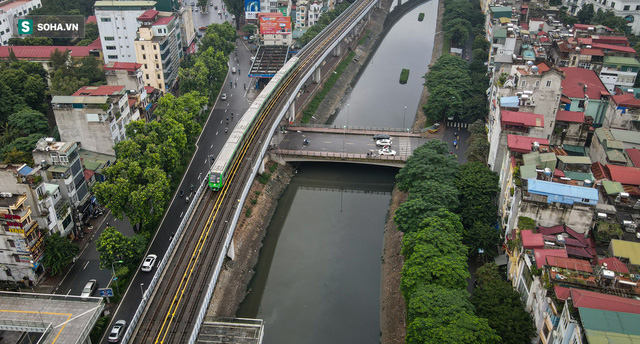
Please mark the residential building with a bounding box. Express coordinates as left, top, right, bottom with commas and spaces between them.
604, 92, 640, 130
277, 0, 292, 16
0, 192, 44, 285
591, 128, 628, 165
154, 0, 179, 11
259, 14, 292, 46
562, 0, 640, 35
51, 85, 140, 155
134, 10, 181, 92
104, 61, 150, 119
0, 164, 74, 238
560, 67, 610, 126
600, 56, 640, 92
176, 5, 196, 53
78, 149, 115, 189
0, 39, 103, 74
0, 0, 42, 46
95, 0, 157, 64
296, 0, 307, 28
553, 110, 590, 146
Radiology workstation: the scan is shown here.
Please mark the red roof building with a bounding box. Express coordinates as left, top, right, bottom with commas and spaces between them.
591, 35, 629, 46
599, 257, 629, 273
554, 285, 571, 300
546, 256, 593, 272
86, 15, 97, 24
507, 134, 549, 153
605, 164, 640, 186
137, 9, 159, 21
104, 62, 142, 72
152, 16, 174, 26
561, 67, 610, 99
612, 93, 640, 108
626, 148, 640, 167
73, 85, 125, 97
590, 43, 636, 54
534, 249, 568, 269
556, 110, 585, 123
570, 288, 640, 314
501, 110, 544, 128
0, 43, 101, 60
521, 230, 544, 249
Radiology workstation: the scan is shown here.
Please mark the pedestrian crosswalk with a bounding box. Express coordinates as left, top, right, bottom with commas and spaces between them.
398, 137, 412, 156
447, 121, 469, 128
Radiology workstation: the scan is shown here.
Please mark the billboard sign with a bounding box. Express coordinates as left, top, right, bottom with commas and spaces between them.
259, 16, 291, 35
245, 0, 260, 20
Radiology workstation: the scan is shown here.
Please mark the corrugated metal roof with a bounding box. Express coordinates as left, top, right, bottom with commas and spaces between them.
610, 240, 640, 265
520, 165, 537, 179
52, 95, 109, 104
527, 179, 599, 201
563, 171, 595, 182
610, 128, 640, 145
603, 56, 640, 66
95, 1, 157, 7
557, 155, 591, 164
606, 149, 627, 163
580, 308, 640, 342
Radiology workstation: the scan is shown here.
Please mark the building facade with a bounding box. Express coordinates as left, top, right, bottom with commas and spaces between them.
0, 0, 42, 46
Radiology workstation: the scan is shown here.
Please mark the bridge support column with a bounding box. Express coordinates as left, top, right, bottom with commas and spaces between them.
313, 67, 322, 83
259, 156, 269, 174
227, 238, 236, 260
333, 43, 341, 57
377, 0, 382, 9
397, 0, 401, 7
288, 102, 296, 122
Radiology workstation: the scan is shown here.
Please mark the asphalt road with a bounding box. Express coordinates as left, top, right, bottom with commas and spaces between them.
280, 131, 429, 156
191, 0, 234, 32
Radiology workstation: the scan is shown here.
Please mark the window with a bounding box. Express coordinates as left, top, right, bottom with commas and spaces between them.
104, 36, 114, 41
141, 45, 145, 50
156, 63, 159, 69
153, 45, 157, 50
154, 54, 158, 60
521, 80, 526, 87
546, 80, 552, 87
7, 239, 15, 247
101, 17, 111, 22
636, 5, 640, 10
106, 45, 116, 50
157, 74, 161, 79
142, 54, 146, 59
144, 64, 147, 69
611, 2, 615, 7
108, 55, 118, 59
146, 74, 149, 79
535, 80, 540, 87
624, 4, 630, 9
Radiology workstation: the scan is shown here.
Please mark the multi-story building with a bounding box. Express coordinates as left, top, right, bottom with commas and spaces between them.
0, 39, 103, 75
51, 85, 139, 155
175, 5, 196, 52
0, 192, 45, 285
134, 10, 181, 92
0, 0, 42, 46
563, 0, 640, 35
0, 164, 74, 238
95, 0, 157, 64
599, 56, 640, 92
104, 62, 151, 119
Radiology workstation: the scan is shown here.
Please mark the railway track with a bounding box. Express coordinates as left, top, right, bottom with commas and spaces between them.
132, 0, 377, 342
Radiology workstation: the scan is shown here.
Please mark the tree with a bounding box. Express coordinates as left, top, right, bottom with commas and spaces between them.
76, 56, 106, 84
83, 22, 99, 42
42, 233, 79, 275
406, 312, 501, 344
394, 182, 460, 233
8, 37, 54, 46
577, 3, 595, 24
472, 36, 490, 52
396, 140, 458, 191
49, 69, 89, 95
8, 108, 49, 136
455, 162, 499, 228
466, 119, 490, 163
241, 24, 257, 35
96, 227, 148, 270
471, 263, 536, 344
401, 210, 465, 257
465, 221, 500, 258
407, 284, 473, 321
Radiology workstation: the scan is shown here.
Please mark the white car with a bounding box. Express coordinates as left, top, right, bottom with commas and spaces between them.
218, 9, 222, 14
220, 93, 227, 100
376, 139, 392, 146
379, 148, 396, 156
141, 254, 157, 272
231, 67, 236, 73
80, 279, 97, 299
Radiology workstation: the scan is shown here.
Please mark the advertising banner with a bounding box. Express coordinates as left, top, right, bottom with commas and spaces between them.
259, 16, 291, 35
245, 0, 260, 20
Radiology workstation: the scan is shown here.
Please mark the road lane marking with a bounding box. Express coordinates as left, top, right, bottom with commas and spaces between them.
180, 212, 184, 218
83, 261, 90, 270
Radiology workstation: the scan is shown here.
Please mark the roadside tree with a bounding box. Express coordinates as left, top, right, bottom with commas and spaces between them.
42, 233, 79, 275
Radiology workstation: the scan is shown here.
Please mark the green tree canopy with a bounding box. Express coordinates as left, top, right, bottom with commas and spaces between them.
455, 162, 499, 228
42, 233, 79, 275
471, 263, 536, 344
577, 3, 595, 24
406, 312, 501, 344
466, 119, 490, 163
8, 108, 49, 136
396, 140, 458, 191
96, 227, 149, 270
394, 181, 460, 233
407, 284, 473, 321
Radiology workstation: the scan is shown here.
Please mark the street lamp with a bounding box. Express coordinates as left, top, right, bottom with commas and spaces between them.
403, 106, 407, 132
140, 283, 145, 297
342, 125, 346, 154
111, 260, 123, 295
347, 103, 350, 128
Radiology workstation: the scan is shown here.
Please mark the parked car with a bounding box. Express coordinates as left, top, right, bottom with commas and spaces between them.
378, 148, 396, 156
141, 254, 157, 272
199, 26, 207, 31
108, 320, 127, 343
220, 93, 227, 100
427, 122, 440, 133
376, 139, 392, 146
373, 134, 390, 141
80, 279, 97, 299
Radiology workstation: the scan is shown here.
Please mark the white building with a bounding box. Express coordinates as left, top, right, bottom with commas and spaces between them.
0, 0, 42, 46
51, 85, 140, 155
563, 0, 640, 35
95, 0, 157, 64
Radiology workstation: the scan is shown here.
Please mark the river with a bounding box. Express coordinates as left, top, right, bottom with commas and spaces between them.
236, 1, 437, 342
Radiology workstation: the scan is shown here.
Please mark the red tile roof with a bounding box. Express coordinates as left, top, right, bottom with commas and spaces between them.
152, 16, 174, 26
554, 169, 565, 177
507, 134, 549, 153
574, 23, 613, 31
626, 148, 640, 167
145, 86, 158, 94
86, 15, 97, 24
534, 249, 568, 269
521, 230, 544, 248
138, 9, 159, 21
579, 48, 604, 56
83, 169, 94, 181
73, 85, 125, 97
561, 67, 610, 99
599, 257, 629, 273
578, 37, 593, 45
565, 246, 594, 259
592, 35, 629, 46
554, 285, 571, 300
0, 45, 98, 60
591, 43, 636, 53
104, 62, 141, 72
605, 164, 640, 186
546, 256, 593, 272
539, 224, 588, 246
571, 288, 640, 313
612, 93, 640, 107
501, 110, 544, 128
556, 110, 585, 123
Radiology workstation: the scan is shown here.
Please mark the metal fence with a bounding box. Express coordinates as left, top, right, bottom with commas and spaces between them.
273, 149, 408, 161
293, 123, 413, 133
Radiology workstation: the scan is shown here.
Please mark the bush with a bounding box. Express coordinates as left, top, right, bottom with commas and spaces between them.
254, 191, 261, 196
400, 69, 410, 84
250, 199, 257, 205
418, 13, 425, 21
518, 216, 536, 230
269, 164, 277, 173
245, 208, 252, 217
89, 316, 111, 343
258, 173, 271, 184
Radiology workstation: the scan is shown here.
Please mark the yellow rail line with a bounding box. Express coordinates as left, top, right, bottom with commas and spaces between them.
152, 1, 372, 341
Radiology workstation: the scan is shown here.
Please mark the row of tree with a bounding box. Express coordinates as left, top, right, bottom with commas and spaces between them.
297, 1, 354, 47
442, 0, 484, 47
179, 23, 236, 101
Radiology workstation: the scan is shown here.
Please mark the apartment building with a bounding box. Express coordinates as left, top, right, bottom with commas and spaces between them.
0, 0, 42, 46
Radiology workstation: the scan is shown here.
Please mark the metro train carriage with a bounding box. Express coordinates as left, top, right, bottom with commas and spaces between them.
208, 56, 300, 191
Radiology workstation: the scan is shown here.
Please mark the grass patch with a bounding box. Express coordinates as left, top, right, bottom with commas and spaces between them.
269, 164, 277, 173
258, 172, 271, 184
358, 30, 370, 45
301, 51, 356, 123
245, 208, 252, 217
254, 191, 261, 195
250, 199, 257, 205
418, 13, 425, 21
399, 69, 410, 84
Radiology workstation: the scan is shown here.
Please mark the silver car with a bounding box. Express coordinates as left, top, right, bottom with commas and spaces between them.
141, 254, 157, 272
108, 320, 126, 343
80, 279, 97, 299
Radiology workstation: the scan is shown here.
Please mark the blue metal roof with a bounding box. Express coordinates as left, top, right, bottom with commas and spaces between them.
527, 179, 598, 205
500, 96, 519, 108
18, 165, 33, 176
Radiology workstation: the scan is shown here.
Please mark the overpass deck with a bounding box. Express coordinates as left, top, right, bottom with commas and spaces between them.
287, 125, 423, 137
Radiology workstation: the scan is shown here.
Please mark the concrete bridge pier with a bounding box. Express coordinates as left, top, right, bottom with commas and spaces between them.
288, 102, 296, 122
376, 0, 382, 9
259, 155, 270, 174
333, 43, 342, 57
313, 66, 322, 83
268, 152, 288, 166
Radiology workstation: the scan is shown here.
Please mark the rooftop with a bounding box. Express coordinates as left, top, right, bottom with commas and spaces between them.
561, 67, 610, 99
605, 164, 640, 186
534, 248, 568, 269
579, 308, 640, 343
611, 93, 640, 108
521, 229, 544, 248
501, 110, 544, 128
0, 0, 32, 11
571, 288, 640, 313
609, 128, 640, 145
527, 179, 599, 204
609, 239, 640, 265
507, 134, 549, 153
95, 1, 157, 8
152, 16, 174, 26
556, 110, 585, 123
0, 43, 100, 60
137, 9, 159, 21
72, 85, 126, 97
591, 43, 636, 54
104, 62, 142, 72
546, 256, 593, 273
626, 148, 640, 167
603, 56, 640, 66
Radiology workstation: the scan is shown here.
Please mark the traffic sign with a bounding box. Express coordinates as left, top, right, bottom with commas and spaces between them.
99, 288, 114, 297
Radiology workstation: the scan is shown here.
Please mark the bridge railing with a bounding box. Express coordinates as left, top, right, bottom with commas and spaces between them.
291, 123, 412, 133
273, 149, 408, 161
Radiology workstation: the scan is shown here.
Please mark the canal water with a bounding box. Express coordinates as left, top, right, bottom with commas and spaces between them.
331, 0, 438, 129
237, 1, 438, 342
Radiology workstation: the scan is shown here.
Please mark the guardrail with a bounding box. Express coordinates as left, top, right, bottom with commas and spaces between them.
273, 149, 408, 161
121, 179, 206, 344
292, 123, 413, 133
